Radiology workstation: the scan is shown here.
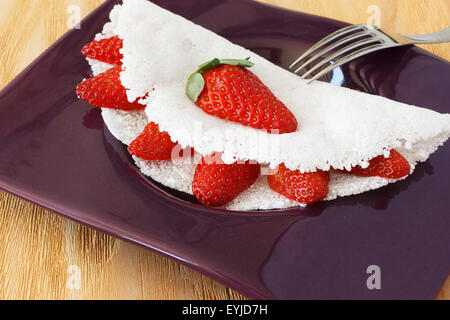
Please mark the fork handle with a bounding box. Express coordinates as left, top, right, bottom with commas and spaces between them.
402, 27, 450, 44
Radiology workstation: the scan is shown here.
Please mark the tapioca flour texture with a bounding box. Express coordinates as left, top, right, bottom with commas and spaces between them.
76, 0, 450, 211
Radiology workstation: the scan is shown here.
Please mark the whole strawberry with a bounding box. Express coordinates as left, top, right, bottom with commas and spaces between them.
192, 154, 261, 207
76, 66, 145, 110
346, 149, 410, 179
128, 122, 177, 160
82, 36, 123, 65
268, 164, 329, 204
186, 58, 298, 134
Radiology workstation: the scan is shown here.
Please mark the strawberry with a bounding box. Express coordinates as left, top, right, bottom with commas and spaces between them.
186, 58, 298, 134
128, 122, 177, 160
192, 154, 261, 207
346, 149, 410, 179
268, 164, 329, 204
76, 66, 145, 111
81, 36, 123, 65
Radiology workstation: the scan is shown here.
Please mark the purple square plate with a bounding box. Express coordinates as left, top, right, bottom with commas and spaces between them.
0, 0, 449, 300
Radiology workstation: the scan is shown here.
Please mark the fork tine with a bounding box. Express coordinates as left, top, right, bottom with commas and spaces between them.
293, 30, 373, 74
306, 43, 389, 83
299, 38, 381, 79
289, 24, 366, 69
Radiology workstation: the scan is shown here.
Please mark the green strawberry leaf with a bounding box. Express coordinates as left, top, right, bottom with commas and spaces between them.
219, 58, 255, 68
197, 58, 221, 74
186, 58, 255, 102
196, 57, 254, 73
186, 72, 205, 102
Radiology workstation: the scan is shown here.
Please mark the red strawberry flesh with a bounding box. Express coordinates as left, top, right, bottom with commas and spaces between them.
128, 122, 177, 160
192, 154, 261, 207
81, 36, 123, 65
268, 164, 329, 204
198, 65, 297, 133
188, 59, 298, 134
347, 149, 410, 179
76, 66, 145, 111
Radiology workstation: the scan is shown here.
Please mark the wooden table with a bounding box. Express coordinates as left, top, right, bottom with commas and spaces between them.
0, 0, 449, 300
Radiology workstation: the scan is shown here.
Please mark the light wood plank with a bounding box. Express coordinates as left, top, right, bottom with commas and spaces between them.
258, 0, 450, 61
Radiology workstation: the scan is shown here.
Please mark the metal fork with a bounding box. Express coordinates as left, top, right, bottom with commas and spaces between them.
290, 24, 450, 83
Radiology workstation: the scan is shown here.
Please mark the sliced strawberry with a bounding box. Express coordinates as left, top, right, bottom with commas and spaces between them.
186, 58, 298, 134
82, 36, 123, 65
128, 122, 177, 160
268, 164, 329, 204
347, 162, 377, 177
76, 66, 145, 111
347, 149, 410, 179
192, 154, 261, 207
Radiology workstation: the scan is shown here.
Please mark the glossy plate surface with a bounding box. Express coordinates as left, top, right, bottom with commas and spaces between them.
0, 0, 449, 299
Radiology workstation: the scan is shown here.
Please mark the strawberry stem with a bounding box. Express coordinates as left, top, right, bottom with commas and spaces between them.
186, 58, 254, 102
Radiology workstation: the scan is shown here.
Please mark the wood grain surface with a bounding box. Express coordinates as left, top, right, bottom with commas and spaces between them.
0, 0, 449, 300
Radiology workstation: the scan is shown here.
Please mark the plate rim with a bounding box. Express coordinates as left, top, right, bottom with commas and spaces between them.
0, 0, 449, 300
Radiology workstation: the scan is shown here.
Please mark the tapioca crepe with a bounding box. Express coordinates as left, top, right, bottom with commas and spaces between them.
87, 0, 450, 211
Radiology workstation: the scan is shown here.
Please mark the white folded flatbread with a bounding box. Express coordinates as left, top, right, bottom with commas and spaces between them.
89, 0, 450, 211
